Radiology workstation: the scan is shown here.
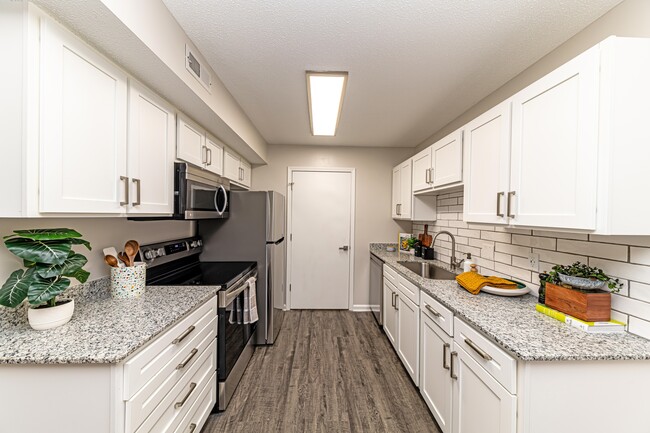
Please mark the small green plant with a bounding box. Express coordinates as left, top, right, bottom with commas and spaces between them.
407, 236, 419, 249
0, 228, 91, 308
547, 261, 622, 293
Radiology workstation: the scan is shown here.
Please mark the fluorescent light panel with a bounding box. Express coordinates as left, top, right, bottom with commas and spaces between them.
307, 71, 348, 136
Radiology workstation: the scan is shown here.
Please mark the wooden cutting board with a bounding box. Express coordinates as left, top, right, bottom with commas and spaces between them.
422, 224, 432, 247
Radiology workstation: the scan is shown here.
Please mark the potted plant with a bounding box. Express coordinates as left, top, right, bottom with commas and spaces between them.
547, 261, 622, 293
0, 228, 91, 330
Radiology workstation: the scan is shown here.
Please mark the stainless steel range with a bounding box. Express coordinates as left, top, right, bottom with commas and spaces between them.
139, 237, 258, 412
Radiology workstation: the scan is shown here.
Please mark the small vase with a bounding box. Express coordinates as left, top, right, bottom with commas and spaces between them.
27, 299, 75, 331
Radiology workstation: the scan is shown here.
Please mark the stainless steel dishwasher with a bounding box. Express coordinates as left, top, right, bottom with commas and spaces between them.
369, 253, 384, 326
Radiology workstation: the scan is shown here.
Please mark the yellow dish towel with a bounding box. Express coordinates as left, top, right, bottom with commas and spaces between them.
455, 272, 518, 295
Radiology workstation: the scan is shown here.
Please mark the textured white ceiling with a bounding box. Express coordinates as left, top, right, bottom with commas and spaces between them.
163, 0, 621, 147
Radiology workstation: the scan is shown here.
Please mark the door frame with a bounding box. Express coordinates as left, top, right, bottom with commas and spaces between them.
286, 167, 356, 310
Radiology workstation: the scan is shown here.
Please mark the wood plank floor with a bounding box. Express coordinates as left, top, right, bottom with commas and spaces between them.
203, 310, 440, 433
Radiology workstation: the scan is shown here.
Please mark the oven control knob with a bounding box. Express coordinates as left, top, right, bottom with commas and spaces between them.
144, 250, 154, 260
197, 240, 203, 247
156, 248, 165, 257
190, 241, 198, 248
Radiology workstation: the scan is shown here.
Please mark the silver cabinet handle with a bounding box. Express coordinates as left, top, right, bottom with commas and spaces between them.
339, 246, 349, 251
394, 293, 399, 310
496, 192, 504, 217
172, 325, 195, 344
425, 168, 431, 184
175, 382, 197, 409
429, 168, 434, 184
391, 292, 395, 308
397, 204, 401, 215
119, 176, 129, 206
450, 351, 458, 380
176, 348, 198, 370
201, 145, 207, 164
442, 343, 450, 370
207, 148, 213, 165
132, 178, 141, 206
464, 338, 493, 361
507, 191, 516, 218
425, 304, 441, 318
189, 424, 197, 433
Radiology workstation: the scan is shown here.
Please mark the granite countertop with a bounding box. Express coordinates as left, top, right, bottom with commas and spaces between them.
0, 278, 217, 365
370, 243, 650, 361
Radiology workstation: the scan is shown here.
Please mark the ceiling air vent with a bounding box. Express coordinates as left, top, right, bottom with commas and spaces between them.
185, 45, 212, 93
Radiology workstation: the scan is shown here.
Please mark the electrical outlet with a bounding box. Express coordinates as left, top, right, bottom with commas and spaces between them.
528, 252, 540, 272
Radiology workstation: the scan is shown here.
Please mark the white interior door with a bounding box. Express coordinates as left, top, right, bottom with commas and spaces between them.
289, 169, 354, 309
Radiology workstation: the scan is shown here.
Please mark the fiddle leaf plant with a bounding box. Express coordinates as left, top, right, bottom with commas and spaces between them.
0, 229, 91, 308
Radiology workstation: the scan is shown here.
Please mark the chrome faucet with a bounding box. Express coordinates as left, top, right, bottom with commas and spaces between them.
431, 230, 463, 270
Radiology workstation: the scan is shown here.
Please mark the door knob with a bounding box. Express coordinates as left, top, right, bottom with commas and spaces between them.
339, 246, 349, 251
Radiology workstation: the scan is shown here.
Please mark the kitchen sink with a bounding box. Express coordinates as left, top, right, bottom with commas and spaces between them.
397, 261, 458, 280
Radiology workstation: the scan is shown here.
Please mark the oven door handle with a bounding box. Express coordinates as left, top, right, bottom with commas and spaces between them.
223, 274, 257, 306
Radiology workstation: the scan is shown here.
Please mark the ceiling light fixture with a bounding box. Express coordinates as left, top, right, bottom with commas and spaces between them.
306, 71, 348, 136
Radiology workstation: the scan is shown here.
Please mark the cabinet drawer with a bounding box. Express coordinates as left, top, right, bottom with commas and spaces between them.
124, 296, 217, 399
174, 372, 217, 433
383, 264, 398, 287
453, 317, 516, 394
420, 291, 453, 337
125, 318, 216, 432
397, 274, 420, 305
135, 340, 216, 433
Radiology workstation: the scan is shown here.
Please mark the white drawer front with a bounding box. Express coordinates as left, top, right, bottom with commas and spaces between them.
125, 318, 216, 432
383, 264, 398, 287
173, 372, 217, 433
397, 274, 420, 305
135, 340, 216, 433
124, 296, 217, 399
420, 291, 453, 337
453, 317, 516, 394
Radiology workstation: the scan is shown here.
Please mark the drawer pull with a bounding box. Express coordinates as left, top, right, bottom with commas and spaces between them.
442, 343, 450, 370
425, 304, 441, 317
464, 338, 493, 361
189, 423, 197, 433
176, 348, 199, 370
173, 325, 196, 344
394, 293, 399, 310
175, 382, 197, 409
450, 351, 458, 380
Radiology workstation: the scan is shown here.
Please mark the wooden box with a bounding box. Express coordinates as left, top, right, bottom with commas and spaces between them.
545, 283, 611, 322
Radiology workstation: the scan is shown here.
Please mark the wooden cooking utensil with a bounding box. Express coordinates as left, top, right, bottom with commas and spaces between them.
422, 224, 433, 247
118, 251, 131, 267
104, 255, 119, 268
124, 240, 140, 267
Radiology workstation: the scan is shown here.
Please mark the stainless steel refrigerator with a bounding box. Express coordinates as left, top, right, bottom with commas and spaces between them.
198, 191, 286, 345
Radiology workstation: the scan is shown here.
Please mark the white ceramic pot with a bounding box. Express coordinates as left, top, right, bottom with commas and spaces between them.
27, 299, 75, 331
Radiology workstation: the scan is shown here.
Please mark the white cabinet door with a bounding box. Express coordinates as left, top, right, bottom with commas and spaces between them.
396, 293, 419, 384
177, 114, 205, 168
420, 313, 453, 433
391, 165, 401, 219
240, 159, 252, 188
399, 159, 412, 219
432, 130, 463, 188
127, 80, 175, 215
412, 147, 433, 192
452, 345, 516, 433
383, 279, 398, 349
509, 46, 599, 230
463, 101, 512, 225
223, 148, 240, 183
204, 135, 223, 176
39, 18, 127, 214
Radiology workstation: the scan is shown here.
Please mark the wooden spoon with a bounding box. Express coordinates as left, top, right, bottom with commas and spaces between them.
118, 251, 131, 267
124, 240, 140, 267
104, 255, 119, 268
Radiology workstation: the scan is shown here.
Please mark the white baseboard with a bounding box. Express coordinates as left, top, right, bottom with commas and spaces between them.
351, 304, 376, 312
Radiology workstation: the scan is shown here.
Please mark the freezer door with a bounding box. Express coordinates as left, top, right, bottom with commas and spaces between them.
266, 240, 286, 343
267, 192, 285, 242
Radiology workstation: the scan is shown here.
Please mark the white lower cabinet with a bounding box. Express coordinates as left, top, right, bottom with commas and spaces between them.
383, 277, 398, 348
396, 293, 419, 384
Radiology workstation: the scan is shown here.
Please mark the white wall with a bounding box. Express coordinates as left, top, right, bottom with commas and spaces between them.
252, 145, 412, 308
0, 219, 194, 286
416, 0, 650, 150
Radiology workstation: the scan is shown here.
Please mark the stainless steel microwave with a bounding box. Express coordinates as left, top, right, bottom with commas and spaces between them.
174, 162, 229, 220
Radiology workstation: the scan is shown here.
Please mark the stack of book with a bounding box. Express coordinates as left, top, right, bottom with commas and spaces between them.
536, 304, 625, 334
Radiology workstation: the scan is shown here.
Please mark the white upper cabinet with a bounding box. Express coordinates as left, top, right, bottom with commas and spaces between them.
223, 148, 252, 189
412, 129, 464, 194
177, 113, 206, 168
39, 18, 128, 214
509, 46, 600, 230
463, 101, 512, 225
127, 80, 176, 215
399, 159, 413, 219
204, 135, 224, 176
392, 158, 437, 221
391, 166, 401, 219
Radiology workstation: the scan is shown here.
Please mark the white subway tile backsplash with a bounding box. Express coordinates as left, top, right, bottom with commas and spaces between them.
557, 239, 628, 262
410, 192, 650, 340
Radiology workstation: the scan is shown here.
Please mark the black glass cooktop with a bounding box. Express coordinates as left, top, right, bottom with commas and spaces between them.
146, 258, 255, 289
